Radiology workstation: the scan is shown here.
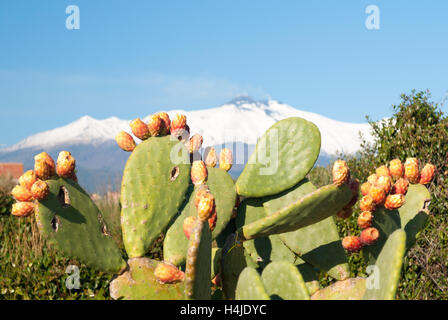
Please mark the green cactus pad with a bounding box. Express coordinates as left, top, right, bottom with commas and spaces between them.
311, 278, 366, 300
109, 258, 185, 300
235, 117, 321, 198
295, 258, 320, 295
163, 167, 236, 266
235, 198, 296, 268
363, 229, 406, 300
363, 184, 430, 265
263, 179, 349, 280
211, 248, 222, 280
239, 184, 352, 240
184, 219, 212, 300
121, 135, 191, 258
235, 267, 270, 300
261, 261, 310, 300
35, 177, 126, 273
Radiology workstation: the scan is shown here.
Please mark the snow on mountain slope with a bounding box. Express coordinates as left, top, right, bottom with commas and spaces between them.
0, 97, 373, 156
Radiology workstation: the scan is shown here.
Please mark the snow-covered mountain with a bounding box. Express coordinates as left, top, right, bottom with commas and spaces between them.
0, 97, 373, 192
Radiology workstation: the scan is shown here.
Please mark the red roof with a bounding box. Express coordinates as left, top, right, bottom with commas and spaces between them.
0, 163, 24, 180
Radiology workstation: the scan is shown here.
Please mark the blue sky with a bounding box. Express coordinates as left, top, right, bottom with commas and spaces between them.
1, 0, 447, 146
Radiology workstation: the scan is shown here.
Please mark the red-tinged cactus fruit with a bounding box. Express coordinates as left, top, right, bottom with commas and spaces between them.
189, 134, 204, 154
342, 236, 363, 253
204, 147, 217, 168
360, 182, 372, 196
336, 207, 353, 219
368, 185, 386, 205
360, 227, 380, 246
197, 192, 215, 221
357, 211, 373, 229
56, 151, 76, 178
367, 174, 378, 186
147, 114, 163, 137
375, 175, 392, 194
34, 152, 56, 177
154, 262, 185, 284
419, 163, 435, 185
384, 194, 406, 210
219, 148, 233, 172
34, 159, 53, 181
194, 185, 210, 208
191, 161, 208, 186
130, 118, 151, 140
171, 114, 187, 132
332, 160, 350, 186
359, 195, 376, 212
212, 273, 221, 287
183, 216, 197, 239
208, 211, 217, 232
18, 170, 37, 191
11, 202, 35, 217
11, 185, 33, 202
376, 165, 391, 177
115, 131, 136, 152
30, 180, 50, 201
156, 112, 171, 135
389, 159, 404, 180
391, 178, 409, 195
404, 158, 420, 184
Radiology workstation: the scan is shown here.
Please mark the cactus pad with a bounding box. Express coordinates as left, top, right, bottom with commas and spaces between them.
311, 278, 366, 300
35, 177, 126, 273
235, 267, 270, 300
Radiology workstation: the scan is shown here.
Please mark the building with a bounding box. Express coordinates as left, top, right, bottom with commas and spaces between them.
0, 163, 24, 180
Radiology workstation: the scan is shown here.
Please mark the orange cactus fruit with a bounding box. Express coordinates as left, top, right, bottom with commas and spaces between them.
194, 185, 210, 208
30, 180, 50, 201
156, 112, 171, 135
171, 114, 187, 132
11, 202, 35, 217
368, 186, 386, 205
11, 185, 33, 202
130, 118, 151, 140
376, 165, 391, 177
360, 227, 380, 246
419, 164, 435, 185
375, 175, 392, 194
389, 159, 404, 179
115, 131, 136, 152
357, 211, 373, 229
342, 236, 363, 253
34, 152, 56, 177
391, 178, 409, 195
384, 194, 405, 210
367, 174, 378, 186
359, 195, 376, 212
404, 158, 420, 184
204, 147, 217, 168
208, 211, 218, 232
56, 151, 76, 178
332, 160, 350, 186
191, 161, 208, 186
360, 182, 372, 196
154, 262, 185, 284
183, 216, 197, 239
219, 148, 233, 172
197, 193, 215, 221
336, 207, 353, 219
34, 159, 53, 181
19, 170, 37, 191
147, 114, 163, 137
189, 134, 204, 154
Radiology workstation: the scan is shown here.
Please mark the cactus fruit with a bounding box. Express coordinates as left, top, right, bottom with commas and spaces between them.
147, 114, 163, 137
359, 195, 376, 212
208, 212, 217, 232
375, 175, 392, 194
19, 170, 37, 191
360, 182, 372, 196
342, 236, 363, 253
368, 185, 386, 205
332, 160, 350, 186
34, 159, 53, 181
34, 152, 56, 177
183, 216, 197, 239
191, 161, 207, 186
171, 114, 187, 132
204, 147, 217, 167
154, 262, 185, 284
358, 211, 373, 229
56, 151, 76, 178
389, 159, 404, 179
391, 178, 409, 195
189, 134, 203, 154
11, 202, 35, 217
219, 149, 233, 172
30, 180, 49, 201
360, 227, 379, 246
130, 118, 151, 140
156, 112, 171, 135
404, 158, 420, 183
384, 194, 405, 210
419, 163, 435, 185
376, 165, 390, 177
11, 185, 33, 202
115, 131, 136, 152
367, 174, 378, 186
197, 192, 215, 221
